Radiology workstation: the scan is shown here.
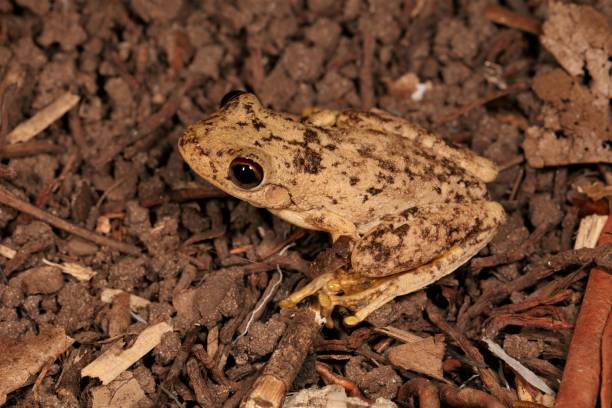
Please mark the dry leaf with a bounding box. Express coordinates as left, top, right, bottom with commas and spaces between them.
0, 327, 74, 405
386, 335, 445, 381
90, 371, 153, 408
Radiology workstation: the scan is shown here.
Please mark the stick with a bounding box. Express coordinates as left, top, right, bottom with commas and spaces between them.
484, 5, 542, 35
241, 307, 321, 408
426, 302, 515, 406
7, 92, 79, 144
0, 187, 140, 255
556, 215, 612, 407
359, 28, 375, 110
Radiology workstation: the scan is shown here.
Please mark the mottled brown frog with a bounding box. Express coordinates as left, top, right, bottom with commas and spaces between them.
178, 91, 505, 325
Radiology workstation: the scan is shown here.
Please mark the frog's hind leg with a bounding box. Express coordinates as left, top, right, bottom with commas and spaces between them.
322, 245, 477, 326
333, 201, 506, 326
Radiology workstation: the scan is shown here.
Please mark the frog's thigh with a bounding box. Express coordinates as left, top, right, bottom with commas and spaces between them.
352, 201, 505, 277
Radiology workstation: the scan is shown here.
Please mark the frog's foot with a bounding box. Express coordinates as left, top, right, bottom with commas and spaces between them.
278, 272, 336, 309
322, 246, 479, 326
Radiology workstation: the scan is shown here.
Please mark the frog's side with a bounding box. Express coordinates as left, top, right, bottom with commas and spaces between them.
179, 92, 506, 325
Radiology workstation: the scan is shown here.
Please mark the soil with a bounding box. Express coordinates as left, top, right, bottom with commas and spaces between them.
0, 1, 610, 407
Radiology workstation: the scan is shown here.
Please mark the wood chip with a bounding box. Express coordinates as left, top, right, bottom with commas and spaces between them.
7, 92, 80, 144
43, 258, 97, 281
0, 243, 16, 259
81, 321, 173, 385
575, 214, 608, 250
101, 288, 151, 309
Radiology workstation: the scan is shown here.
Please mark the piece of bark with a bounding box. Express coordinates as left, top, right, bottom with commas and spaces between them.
438, 383, 506, 408
484, 5, 542, 35
81, 322, 173, 385
540, 3, 610, 103
522, 69, 611, 168
556, 215, 612, 407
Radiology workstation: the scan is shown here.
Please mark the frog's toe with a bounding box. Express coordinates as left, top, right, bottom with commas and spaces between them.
279, 272, 335, 309
318, 279, 396, 326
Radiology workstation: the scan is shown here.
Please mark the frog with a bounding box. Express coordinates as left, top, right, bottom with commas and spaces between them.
178, 91, 506, 326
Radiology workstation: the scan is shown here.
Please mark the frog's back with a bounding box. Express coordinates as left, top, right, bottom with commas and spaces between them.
311, 126, 489, 226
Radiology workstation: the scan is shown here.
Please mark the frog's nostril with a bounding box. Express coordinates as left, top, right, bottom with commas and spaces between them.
229, 157, 264, 189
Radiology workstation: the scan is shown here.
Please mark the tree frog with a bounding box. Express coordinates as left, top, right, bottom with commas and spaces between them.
178, 91, 506, 326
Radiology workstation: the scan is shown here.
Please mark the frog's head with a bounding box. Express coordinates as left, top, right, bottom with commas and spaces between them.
178, 91, 296, 211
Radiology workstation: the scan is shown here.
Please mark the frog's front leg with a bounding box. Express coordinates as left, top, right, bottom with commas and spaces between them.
319, 200, 505, 325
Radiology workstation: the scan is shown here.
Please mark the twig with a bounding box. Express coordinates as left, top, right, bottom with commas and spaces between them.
315, 361, 371, 403
7, 92, 79, 144
471, 222, 550, 269
242, 307, 321, 408
434, 81, 529, 127
0, 187, 140, 255
498, 155, 525, 172
484, 313, 573, 338
426, 302, 515, 406
186, 358, 216, 407
139, 186, 228, 208
68, 110, 89, 159
459, 244, 612, 327
484, 5, 542, 35
0, 140, 62, 158
556, 215, 612, 407
438, 383, 506, 408
192, 344, 236, 390
359, 28, 375, 110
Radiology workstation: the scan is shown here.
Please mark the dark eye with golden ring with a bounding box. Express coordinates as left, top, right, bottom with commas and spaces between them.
229, 157, 264, 189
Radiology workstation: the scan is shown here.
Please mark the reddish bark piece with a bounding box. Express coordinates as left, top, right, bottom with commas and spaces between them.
315, 362, 370, 403
397, 378, 440, 408
602, 314, 611, 408
484, 5, 542, 35
556, 215, 612, 407
438, 383, 506, 408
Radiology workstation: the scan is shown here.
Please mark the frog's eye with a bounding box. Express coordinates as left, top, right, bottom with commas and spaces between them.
229, 157, 264, 189
220, 90, 247, 108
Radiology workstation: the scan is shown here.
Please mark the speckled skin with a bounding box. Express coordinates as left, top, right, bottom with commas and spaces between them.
179, 93, 506, 324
